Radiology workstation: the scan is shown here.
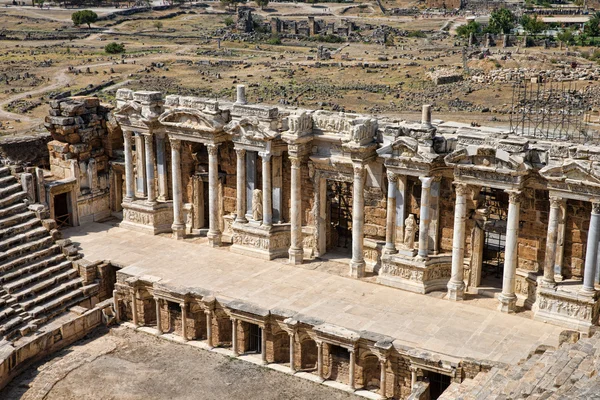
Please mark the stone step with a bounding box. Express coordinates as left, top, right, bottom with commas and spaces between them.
0, 167, 10, 178
0, 252, 65, 283
0, 315, 25, 338
21, 277, 83, 311
0, 225, 48, 254
29, 284, 94, 321
0, 191, 27, 209
0, 216, 41, 240
0, 175, 15, 187
0, 306, 16, 323
0, 210, 36, 230
0, 202, 27, 219
0, 183, 23, 198
0, 235, 54, 265
0, 245, 61, 276
9, 263, 77, 300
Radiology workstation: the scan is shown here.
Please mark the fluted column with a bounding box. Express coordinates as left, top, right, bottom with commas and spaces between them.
499, 191, 521, 313
542, 196, 562, 287
205, 310, 213, 348
123, 131, 135, 202
207, 144, 222, 247
417, 176, 433, 258
170, 138, 185, 240
289, 332, 296, 372
448, 182, 468, 301
155, 133, 168, 201
261, 152, 273, 227
350, 163, 366, 278
581, 202, 600, 295
232, 318, 239, 356
235, 148, 247, 223
380, 359, 387, 398
144, 134, 156, 205
289, 154, 303, 264
135, 133, 147, 198
348, 348, 356, 390
385, 171, 397, 254
155, 297, 162, 333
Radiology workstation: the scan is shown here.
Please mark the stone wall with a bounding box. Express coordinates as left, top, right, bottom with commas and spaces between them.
0, 132, 51, 168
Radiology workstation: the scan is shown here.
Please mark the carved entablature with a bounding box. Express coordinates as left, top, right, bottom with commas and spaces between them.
445, 146, 531, 189
282, 111, 313, 142
313, 111, 377, 146
225, 116, 281, 146
114, 90, 164, 130
158, 108, 229, 143
379, 136, 442, 176
113, 101, 146, 131
539, 160, 600, 200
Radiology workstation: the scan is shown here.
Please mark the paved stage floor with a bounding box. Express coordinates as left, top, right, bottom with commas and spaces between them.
64, 222, 565, 365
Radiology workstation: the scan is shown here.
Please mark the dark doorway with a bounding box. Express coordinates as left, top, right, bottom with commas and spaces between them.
203, 180, 209, 227
54, 192, 71, 228
247, 323, 261, 353
326, 180, 353, 252
426, 371, 451, 399
480, 187, 508, 284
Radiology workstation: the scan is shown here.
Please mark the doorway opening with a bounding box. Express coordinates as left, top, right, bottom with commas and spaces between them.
54, 192, 72, 228
247, 323, 261, 354
479, 187, 508, 289
326, 180, 353, 255
424, 370, 452, 399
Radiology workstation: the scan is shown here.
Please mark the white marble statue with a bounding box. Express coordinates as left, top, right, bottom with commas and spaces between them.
403, 214, 416, 248
252, 189, 263, 221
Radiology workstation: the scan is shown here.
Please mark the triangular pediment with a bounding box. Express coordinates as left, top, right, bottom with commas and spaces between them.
158, 109, 225, 133
225, 117, 278, 141
445, 146, 529, 172
540, 160, 600, 184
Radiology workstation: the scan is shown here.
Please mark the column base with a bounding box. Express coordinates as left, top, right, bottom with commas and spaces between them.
235, 216, 248, 224
540, 278, 557, 289
123, 196, 134, 203
384, 245, 398, 255
146, 200, 157, 206
172, 224, 185, 240
207, 231, 222, 247
289, 247, 304, 265
554, 273, 564, 283
579, 287, 597, 298
157, 195, 168, 202
350, 260, 366, 278
498, 293, 517, 313
447, 280, 465, 301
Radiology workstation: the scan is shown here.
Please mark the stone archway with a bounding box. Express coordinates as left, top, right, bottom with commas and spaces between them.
299, 338, 318, 370
272, 332, 290, 363
361, 354, 381, 391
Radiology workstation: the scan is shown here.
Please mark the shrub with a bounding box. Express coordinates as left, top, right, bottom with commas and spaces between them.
105, 42, 125, 54
71, 10, 98, 28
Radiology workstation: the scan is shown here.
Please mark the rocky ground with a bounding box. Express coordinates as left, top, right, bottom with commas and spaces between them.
0, 326, 360, 400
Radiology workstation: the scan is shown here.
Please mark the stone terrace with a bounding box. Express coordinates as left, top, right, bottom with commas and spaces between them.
63, 221, 565, 366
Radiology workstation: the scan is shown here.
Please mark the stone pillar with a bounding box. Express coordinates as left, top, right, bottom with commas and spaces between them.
542, 196, 561, 287
205, 311, 213, 348
348, 348, 356, 390
421, 104, 432, 129
20, 173, 34, 202
232, 318, 239, 356
155, 133, 168, 201
261, 327, 267, 364
555, 201, 566, 281
410, 367, 417, 389
246, 151, 257, 218
385, 172, 397, 254
144, 135, 156, 205
180, 302, 188, 342
170, 138, 185, 240
131, 290, 138, 326
135, 133, 147, 198
289, 332, 296, 372
417, 176, 433, 259
113, 290, 120, 322
289, 154, 303, 264
448, 182, 468, 301
235, 148, 247, 223
155, 297, 162, 333
35, 167, 46, 205
123, 131, 135, 201
260, 152, 273, 227
499, 191, 521, 313
207, 144, 222, 247
582, 202, 600, 295
235, 84, 247, 105
396, 175, 407, 244
428, 177, 441, 254
316, 341, 323, 380
380, 359, 387, 398
350, 163, 366, 278
272, 155, 283, 223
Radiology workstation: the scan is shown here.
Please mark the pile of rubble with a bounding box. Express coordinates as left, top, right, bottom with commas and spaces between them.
470, 66, 600, 84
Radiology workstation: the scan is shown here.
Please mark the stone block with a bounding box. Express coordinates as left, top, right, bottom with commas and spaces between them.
134, 91, 163, 103
559, 330, 580, 347
46, 116, 74, 125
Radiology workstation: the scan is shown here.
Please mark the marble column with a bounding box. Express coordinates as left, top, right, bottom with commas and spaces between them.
289, 332, 296, 372
135, 133, 147, 198
499, 191, 521, 313
155, 133, 169, 201
261, 152, 273, 227
246, 151, 257, 218
417, 176, 433, 258
350, 163, 366, 278
235, 148, 247, 223
380, 359, 387, 398
261, 327, 267, 364
205, 311, 213, 348
348, 348, 356, 390
396, 175, 407, 245
170, 138, 185, 239
207, 144, 222, 247
289, 154, 303, 264
555, 201, 566, 281
385, 171, 397, 254
542, 196, 562, 287
316, 341, 323, 380
180, 302, 188, 342
144, 134, 156, 205
155, 297, 162, 333
232, 318, 239, 356
582, 202, 600, 295
123, 131, 135, 202
448, 182, 468, 301
410, 367, 417, 389
131, 290, 138, 326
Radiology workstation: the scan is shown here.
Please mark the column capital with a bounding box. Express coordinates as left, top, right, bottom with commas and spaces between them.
207, 143, 220, 155
419, 175, 433, 188
179, 302, 186, 309
454, 181, 469, 196
290, 155, 301, 168
169, 137, 181, 149
259, 151, 272, 161
507, 190, 522, 204
549, 196, 563, 208
123, 130, 133, 140
352, 162, 365, 177
235, 148, 246, 157
386, 171, 396, 182
593, 201, 600, 215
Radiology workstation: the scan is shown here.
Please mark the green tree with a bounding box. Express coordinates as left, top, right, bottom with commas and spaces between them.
154, 21, 163, 31
105, 42, 125, 54
456, 20, 481, 38
488, 8, 515, 34
557, 27, 576, 45
71, 10, 98, 29
256, 0, 268, 8
584, 12, 600, 37
521, 14, 545, 36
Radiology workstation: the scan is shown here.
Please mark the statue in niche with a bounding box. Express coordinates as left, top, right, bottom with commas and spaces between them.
252, 189, 263, 221
403, 214, 416, 248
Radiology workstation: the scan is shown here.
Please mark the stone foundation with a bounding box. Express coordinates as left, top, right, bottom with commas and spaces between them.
120, 200, 174, 235
378, 253, 452, 294
534, 286, 600, 334
231, 221, 291, 260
